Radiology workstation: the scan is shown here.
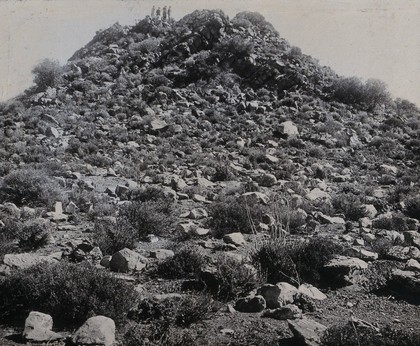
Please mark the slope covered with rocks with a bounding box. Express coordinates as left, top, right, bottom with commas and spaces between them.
0, 9, 420, 346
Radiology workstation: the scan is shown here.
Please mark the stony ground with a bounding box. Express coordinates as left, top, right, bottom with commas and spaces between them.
1, 8, 420, 346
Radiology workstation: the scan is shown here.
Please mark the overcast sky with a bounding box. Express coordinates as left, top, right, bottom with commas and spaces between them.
1, 0, 419, 105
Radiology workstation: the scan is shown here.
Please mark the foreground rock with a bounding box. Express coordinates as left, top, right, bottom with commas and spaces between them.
109, 248, 148, 273
257, 282, 298, 308
323, 256, 368, 287
288, 318, 327, 346
22, 311, 62, 342
235, 295, 266, 313
71, 316, 115, 346
262, 304, 302, 320
392, 269, 420, 294
3, 252, 61, 270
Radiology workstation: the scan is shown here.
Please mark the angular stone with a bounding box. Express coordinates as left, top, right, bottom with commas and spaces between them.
3, 252, 60, 270
386, 246, 420, 261
258, 282, 298, 308
406, 259, 420, 272
403, 231, 420, 249
392, 269, 420, 294
150, 249, 174, 260
288, 318, 327, 346
263, 304, 302, 320
235, 295, 266, 313
109, 248, 147, 273
306, 188, 330, 202
223, 232, 246, 246
298, 284, 327, 301
71, 316, 115, 346
23, 311, 62, 342
238, 192, 269, 205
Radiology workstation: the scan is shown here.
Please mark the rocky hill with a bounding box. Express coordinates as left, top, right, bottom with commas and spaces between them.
0, 9, 420, 346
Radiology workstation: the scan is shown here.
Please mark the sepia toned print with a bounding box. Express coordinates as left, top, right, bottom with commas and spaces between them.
0, 1, 419, 345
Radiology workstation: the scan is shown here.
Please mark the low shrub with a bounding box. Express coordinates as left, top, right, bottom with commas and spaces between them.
252, 237, 343, 285
0, 169, 64, 208
123, 323, 200, 346
322, 321, 420, 346
332, 193, 367, 221
93, 216, 137, 255
120, 199, 175, 239
372, 214, 409, 232
0, 262, 137, 326
208, 195, 267, 238
157, 245, 206, 279
130, 293, 214, 328
17, 218, 53, 250
404, 195, 420, 220
210, 254, 259, 301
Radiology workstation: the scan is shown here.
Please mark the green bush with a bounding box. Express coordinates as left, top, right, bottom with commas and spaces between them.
0, 262, 137, 326
0, 169, 64, 208
322, 321, 420, 346
252, 237, 343, 285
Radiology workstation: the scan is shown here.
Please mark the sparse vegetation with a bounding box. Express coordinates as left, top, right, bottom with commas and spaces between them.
0, 262, 137, 326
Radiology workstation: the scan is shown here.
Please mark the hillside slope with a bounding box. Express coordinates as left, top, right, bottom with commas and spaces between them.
0, 10, 420, 345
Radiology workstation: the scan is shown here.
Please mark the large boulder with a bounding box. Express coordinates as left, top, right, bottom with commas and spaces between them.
109, 248, 148, 273
288, 318, 327, 346
386, 246, 420, 261
392, 269, 420, 294
22, 311, 62, 342
3, 252, 61, 270
257, 282, 298, 308
403, 231, 420, 250
323, 256, 368, 287
235, 295, 266, 313
71, 316, 115, 346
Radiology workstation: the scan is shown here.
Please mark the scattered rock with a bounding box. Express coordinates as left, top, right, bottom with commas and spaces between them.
235, 295, 266, 313
223, 232, 246, 246
71, 316, 115, 346
23, 311, 62, 342
257, 282, 298, 308
109, 248, 148, 273
150, 249, 175, 260
288, 318, 327, 346
298, 284, 327, 301
263, 304, 302, 320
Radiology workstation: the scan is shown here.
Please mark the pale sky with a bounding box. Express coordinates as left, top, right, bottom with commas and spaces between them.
1, 0, 419, 105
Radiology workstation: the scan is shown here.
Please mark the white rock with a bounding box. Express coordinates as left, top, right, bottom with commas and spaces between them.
71, 316, 115, 346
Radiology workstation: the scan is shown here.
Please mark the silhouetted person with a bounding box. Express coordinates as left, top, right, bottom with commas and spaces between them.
156, 7, 161, 18
168, 6, 171, 20
151, 6, 155, 17
162, 6, 167, 21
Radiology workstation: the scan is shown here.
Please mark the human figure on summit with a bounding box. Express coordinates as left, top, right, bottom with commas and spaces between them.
162, 6, 167, 21
156, 7, 161, 18
151, 6, 155, 17
167, 6, 172, 20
